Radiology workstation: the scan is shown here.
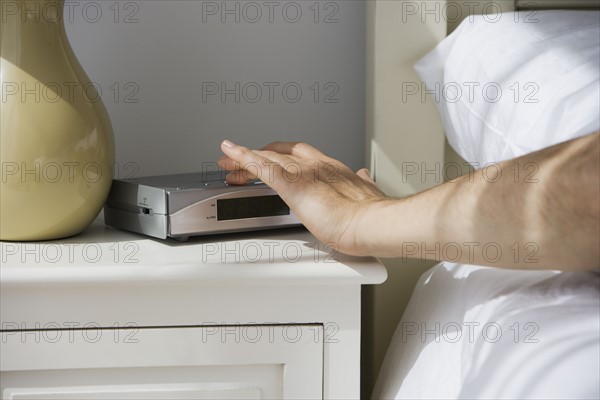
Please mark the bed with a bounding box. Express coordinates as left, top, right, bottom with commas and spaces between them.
368, 1, 600, 399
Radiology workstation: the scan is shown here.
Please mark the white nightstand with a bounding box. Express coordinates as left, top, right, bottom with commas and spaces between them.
0, 212, 386, 400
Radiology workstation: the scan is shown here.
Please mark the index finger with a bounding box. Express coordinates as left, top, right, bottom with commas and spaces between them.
260, 142, 330, 160
220, 140, 290, 195
218, 142, 317, 170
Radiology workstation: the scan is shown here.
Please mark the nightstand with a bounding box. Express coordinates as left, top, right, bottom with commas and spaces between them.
0, 212, 386, 399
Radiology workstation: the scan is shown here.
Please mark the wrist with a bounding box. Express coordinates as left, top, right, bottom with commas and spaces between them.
353, 198, 403, 257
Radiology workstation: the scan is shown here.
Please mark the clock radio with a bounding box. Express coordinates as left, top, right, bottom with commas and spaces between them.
103, 171, 301, 240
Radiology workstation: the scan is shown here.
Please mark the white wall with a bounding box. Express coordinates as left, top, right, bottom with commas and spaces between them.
64, 0, 366, 177
363, 2, 447, 396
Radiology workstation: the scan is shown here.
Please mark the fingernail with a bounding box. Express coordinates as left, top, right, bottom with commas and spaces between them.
222, 140, 236, 148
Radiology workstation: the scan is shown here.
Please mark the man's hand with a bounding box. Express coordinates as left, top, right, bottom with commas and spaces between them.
218, 141, 389, 256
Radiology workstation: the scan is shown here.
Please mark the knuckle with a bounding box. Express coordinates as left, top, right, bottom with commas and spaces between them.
260, 150, 278, 159
294, 142, 312, 152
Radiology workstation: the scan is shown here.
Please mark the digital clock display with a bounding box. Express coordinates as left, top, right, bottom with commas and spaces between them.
217, 195, 290, 221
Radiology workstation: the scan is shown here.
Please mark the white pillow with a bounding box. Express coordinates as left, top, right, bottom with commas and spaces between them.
415, 11, 600, 166
371, 262, 600, 399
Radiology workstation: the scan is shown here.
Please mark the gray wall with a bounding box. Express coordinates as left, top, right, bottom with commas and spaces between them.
65, 0, 366, 177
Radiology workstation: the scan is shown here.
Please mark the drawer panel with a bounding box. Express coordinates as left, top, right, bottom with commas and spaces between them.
1, 325, 323, 400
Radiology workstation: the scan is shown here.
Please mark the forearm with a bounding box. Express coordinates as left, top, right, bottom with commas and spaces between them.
362, 132, 600, 271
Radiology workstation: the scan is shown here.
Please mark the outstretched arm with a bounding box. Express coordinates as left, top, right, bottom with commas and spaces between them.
219, 132, 599, 271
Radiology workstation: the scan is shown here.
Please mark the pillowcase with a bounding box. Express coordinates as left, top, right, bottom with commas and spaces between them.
371, 262, 600, 399
415, 10, 600, 166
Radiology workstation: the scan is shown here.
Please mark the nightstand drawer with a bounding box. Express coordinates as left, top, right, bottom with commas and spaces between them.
1, 325, 323, 400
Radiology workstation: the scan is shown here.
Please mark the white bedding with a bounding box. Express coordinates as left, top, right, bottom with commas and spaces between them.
371, 263, 600, 399
415, 10, 600, 166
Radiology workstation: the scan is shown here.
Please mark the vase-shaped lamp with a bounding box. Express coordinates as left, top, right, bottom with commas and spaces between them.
1, 0, 115, 241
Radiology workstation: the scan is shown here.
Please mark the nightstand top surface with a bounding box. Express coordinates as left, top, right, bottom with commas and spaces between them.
1, 211, 387, 287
